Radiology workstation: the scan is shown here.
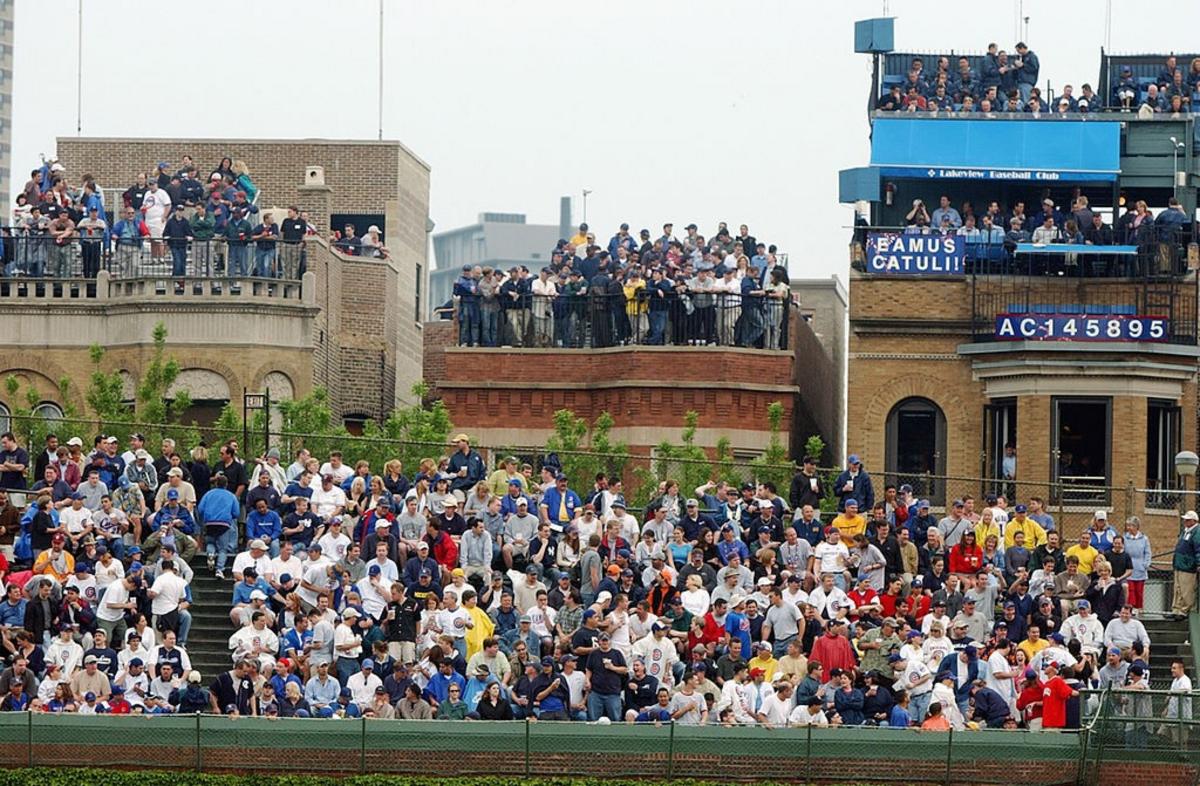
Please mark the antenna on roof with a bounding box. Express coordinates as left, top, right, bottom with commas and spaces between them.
1103, 0, 1112, 51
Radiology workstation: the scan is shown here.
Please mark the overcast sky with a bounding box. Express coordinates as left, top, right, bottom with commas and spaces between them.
13, 1, 1200, 283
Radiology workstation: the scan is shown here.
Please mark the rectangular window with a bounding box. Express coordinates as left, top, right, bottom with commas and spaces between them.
1051, 397, 1111, 505
1146, 399, 1181, 508
983, 399, 1017, 486
414, 262, 423, 322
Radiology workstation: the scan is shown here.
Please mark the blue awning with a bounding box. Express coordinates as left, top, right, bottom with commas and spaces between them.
871, 118, 1121, 182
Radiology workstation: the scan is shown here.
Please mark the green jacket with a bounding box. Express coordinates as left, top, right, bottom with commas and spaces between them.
436, 700, 468, 720
190, 214, 216, 240
1173, 525, 1200, 572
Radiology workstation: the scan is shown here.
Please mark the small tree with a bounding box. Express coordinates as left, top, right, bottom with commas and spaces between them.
643, 411, 715, 506
363, 382, 455, 474
135, 323, 193, 437
749, 401, 793, 492
85, 344, 133, 426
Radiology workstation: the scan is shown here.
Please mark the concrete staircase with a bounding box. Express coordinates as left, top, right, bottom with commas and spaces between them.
1140, 613, 1189, 688
184, 555, 234, 681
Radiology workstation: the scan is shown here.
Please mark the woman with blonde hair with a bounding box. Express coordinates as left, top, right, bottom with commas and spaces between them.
231, 160, 257, 203
463, 480, 491, 519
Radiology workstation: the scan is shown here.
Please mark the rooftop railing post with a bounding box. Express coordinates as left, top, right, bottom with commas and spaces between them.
666, 718, 675, 780
195, 712, 202, 772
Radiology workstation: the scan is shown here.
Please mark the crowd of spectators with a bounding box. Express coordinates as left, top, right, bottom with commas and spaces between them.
878, 49, 1200, 118
897, 192, 1191, 250
0, 431, 1185, 732
2, 155, 333, 287
450, 221, 792, 350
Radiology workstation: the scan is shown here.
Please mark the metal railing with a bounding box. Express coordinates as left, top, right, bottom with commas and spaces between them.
0, 713, 1085, 783
453, 292, 795, 350
0, 236, 306, 281
857, 224, 1195, 277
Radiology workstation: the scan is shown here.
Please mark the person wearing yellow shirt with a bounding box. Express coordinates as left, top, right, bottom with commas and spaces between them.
462, 588, 495, 661
1017, 625, 1050, 664
830, 499, 868, 540
1064, 531, 1100, 576
568, 223, 589, 249
623, 269, 648, 339
1003, 505, 1047, 550
486, 456, 523, 499
974, 508, 1002, 547
747, 642, 779, 682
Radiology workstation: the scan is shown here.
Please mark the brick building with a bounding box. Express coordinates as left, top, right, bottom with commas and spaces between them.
841, 36, 1200, 549
0, 137, 433, 426
425, 306, 838, 473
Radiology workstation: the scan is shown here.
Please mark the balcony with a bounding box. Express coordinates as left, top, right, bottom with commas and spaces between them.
853, 226, 1199, 346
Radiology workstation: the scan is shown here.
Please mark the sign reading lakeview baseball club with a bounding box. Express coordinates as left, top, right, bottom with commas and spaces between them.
994, 314, 1169, 342
866, 232, 964, 275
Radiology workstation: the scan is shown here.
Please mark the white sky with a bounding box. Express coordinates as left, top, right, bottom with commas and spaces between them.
13, 1, 1200, 283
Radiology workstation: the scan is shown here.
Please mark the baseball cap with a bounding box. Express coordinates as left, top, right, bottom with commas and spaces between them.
83, 655, 98, 665
887, 653, 904, 664
847, 454, 861, 464
541, 656, 555, 667
368, 565, 381, 576
1094, 510, 1107, 520
249, 590, 267, 601
1014, 504, 1027, 513
1076, 600, 1091, 610
1049, 632, 1065, 643
167, 489, 180, 499
360, 659, 374, 670
342, 608, 360, 619
518, 614, 532, 624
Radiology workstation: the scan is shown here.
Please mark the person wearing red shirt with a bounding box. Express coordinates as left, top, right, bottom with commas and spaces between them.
1015, 668, 1044, 730
878, 576, 904, 618
847, 577, 881, 621
809, 619, 858, 673
424, 522, 459, 582
1039, 661, 1077, 729
106, 685, 132, 714
948, 531, 984, 575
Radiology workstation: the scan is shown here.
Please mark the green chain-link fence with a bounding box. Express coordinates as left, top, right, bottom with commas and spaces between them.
0, 713, 1095, 784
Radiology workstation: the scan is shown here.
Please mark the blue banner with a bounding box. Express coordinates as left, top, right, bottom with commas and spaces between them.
865, 232, 964, 275
994, 314, 1169, 342
877, 166, 1117, 182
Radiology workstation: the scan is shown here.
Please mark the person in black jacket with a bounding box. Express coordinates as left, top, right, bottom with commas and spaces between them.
789, 457, 825, 511
1083, 213, 1118, 276
474, 681, 514, 720
29, 496, 56, 554
24, 579, 58, 646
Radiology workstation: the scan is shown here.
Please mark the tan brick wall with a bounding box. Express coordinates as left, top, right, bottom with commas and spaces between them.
848, 270, 1200, 549
54, 137, 432, 419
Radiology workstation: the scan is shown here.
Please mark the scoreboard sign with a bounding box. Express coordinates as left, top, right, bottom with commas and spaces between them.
994, 314, 1169, 342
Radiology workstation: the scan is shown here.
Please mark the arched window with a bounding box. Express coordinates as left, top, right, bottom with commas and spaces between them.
885, 397, 947, 505
0, 402, 9, 435
33, 402, 64, 424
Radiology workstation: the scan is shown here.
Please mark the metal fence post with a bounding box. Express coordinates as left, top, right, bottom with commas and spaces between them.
805, 723, 813, 786
943, 727, 953, 786
26, 710, 32, 768
195, 713, 202, 772
666, 719, 675, 780
524, 717, 531, 777
360, 715, 367, 773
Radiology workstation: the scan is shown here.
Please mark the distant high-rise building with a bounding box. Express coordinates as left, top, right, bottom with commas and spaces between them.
0, 0, 12, 203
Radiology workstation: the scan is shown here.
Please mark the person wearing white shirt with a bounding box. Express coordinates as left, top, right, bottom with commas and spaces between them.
367, 550, 399, 583
530, 269, 557, 345
631, 626, 678, 688
140, 181, 172, 239
232, 542, 274, 583
270, 543, 304, 590
358, 567, 392, 620
985, 639, 1018, 713
345, 660, 383, 706
716, 667, 756, 724
310, 477, 348, 520
757, 681, 795, 727
436, 590, 472, 659
59, 501, 93, 543
602, 505, 639, 545
229, 613, 279, 671
781, 576, 809, 608
1167, 660, 1194, 727
46, 628, 84, 678
1062, 601, 1105, 656
932, 676, 965, 730
147, 560, 188, 630
789, 696, 831, 726
807, 574, 851, 619
813, 539, 849, 578
93, 550, 126, 590
317, 521, 352, 563
921, 605, 952, 635
96, 576, 136, 642
318, 457, 354, 486
921, 625, 954, 672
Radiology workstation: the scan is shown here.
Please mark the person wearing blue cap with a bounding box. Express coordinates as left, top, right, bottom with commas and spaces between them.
345, 657, 382, 706
833, 454, 874, 513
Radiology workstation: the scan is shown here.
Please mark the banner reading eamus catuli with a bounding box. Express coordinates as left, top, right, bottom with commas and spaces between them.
865, 232, 964, 275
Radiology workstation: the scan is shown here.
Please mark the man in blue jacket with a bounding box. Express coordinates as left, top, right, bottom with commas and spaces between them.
196, 474, 241, 579
454, 266, 480, 347
833, 455, 874, 512
969, 681, 1010, 728
936, 645, 979, 718
1014, 43, 1039, 104
447, 434, 485, 497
